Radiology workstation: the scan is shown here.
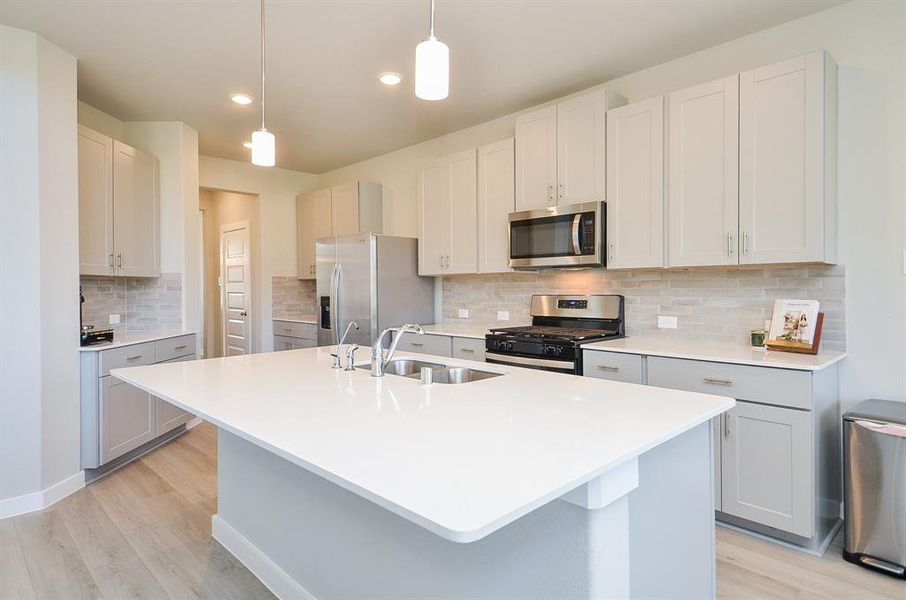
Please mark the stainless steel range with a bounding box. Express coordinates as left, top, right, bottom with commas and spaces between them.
485, 294, 624, 374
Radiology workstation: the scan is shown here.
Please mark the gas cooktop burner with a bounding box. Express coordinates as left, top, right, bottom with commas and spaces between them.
488, 325, 619, 342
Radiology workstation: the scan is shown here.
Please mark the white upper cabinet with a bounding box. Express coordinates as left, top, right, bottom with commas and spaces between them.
514, 105, 557, 210
296, 183, 382, 279
78, 125, 159, 277
417, 150, 478, 276
668, 76, 740, 267
557, 91, 606, 205
78, 125, 114, 275
739, 51, 837, 265
477, 138, 515, 273
113, 141, 160, 277
606, 97, 665, 269
515, 89, 625, 211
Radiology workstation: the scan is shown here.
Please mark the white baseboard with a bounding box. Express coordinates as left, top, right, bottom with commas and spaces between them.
212, 514, 316, 600
0, 470, 85, 519
187, 416, 203, 429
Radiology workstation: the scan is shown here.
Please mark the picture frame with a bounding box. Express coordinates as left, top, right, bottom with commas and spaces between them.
764, 299, 824, 355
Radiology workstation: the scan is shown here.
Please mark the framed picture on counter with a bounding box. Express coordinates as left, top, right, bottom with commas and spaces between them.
765, 299, 823, 354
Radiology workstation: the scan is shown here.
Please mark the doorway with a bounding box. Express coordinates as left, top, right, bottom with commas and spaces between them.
199, 189, 259, 358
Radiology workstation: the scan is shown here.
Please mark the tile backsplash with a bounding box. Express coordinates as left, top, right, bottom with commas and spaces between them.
442, 265, 845, 351
80, 273, 182, 333
272, 277, 317, 319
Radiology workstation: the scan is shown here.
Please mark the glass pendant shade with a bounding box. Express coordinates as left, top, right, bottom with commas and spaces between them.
415, 36, 449, 101
251, 128, 275, 167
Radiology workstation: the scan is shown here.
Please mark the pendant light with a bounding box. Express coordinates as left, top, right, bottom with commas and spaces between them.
415, 0, 449, 101
251, 0, 275, 166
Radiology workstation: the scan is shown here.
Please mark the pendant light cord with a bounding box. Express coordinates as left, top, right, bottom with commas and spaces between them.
429, 0, 435, 38
260, 0, 266, 129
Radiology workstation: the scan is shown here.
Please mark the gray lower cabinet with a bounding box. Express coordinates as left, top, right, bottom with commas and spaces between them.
452, 336, 486, 361
395, 333, 452, 357
584, 349, 841, 550
100, 376, 155, 463
273, 320, 317, 351
81, 333, 197, 471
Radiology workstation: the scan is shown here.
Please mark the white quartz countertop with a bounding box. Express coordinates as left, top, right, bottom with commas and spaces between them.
273, 316, 318, 325
79, 330, 195, 352
112, 347, 733, 542
582, 337, 845, 371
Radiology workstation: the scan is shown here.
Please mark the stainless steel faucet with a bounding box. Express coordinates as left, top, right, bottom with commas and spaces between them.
331, 321, 359, 369
371, 323, 424, 377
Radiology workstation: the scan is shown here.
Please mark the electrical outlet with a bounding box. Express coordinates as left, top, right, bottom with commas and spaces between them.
658, 315, 678, 329
497, 310, 510, 321
109, 313, 121, 325
457, 308, 470, 319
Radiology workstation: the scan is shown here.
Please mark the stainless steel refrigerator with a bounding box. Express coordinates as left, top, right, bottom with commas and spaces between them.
316, 234, 436, 347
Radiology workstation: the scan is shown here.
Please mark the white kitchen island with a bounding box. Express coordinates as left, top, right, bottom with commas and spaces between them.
113, 346, 734, 600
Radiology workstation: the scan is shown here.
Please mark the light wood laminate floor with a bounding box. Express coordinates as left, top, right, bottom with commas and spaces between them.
2, 421, 902, 599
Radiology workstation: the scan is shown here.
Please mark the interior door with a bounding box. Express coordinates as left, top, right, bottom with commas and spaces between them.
667, 76, 739, 267
557, 90, 605, 205
606, 96, 665, 269
78, 126, 114, 275
417, 157, 449, 275
478, 138, 515, 273
739, 52, 823, 264
221, 223, 251, 356
721, 401, 813, 537
113, 141, 160, 276
515, 105, 557, 210
447, 149, 478, 274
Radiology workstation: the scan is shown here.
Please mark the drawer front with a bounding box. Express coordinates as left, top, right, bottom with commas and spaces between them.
452, 336, 486, 361
273, 320, 317, 340
155, 334, 196, 363
583, 351, 643, 384
99, 341, 156, 376
274, 335, 316, 351
396, 333, 451, 357
647, 356, 811, 410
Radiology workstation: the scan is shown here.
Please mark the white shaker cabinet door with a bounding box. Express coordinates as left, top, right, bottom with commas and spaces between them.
447, 149, 478, 274
721, 401, 813, 538
112, 141, 160, 277
100, 376, 156, 464
331, 182, 360, 237
78, 126, 115, 275
418, 157, 450, 276
515, 105, 557, 210
667, 76, 739, 267
606, 96, 665, 269
557, 89, 605, 205
739, 51, 834, 264
478, 139, 515, 273
296, 193, 317, 279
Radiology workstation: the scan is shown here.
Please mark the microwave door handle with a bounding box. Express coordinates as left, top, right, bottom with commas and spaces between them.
571, 214, 582, 255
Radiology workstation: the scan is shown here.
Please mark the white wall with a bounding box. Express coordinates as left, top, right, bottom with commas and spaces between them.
199, 156, 320, 352
0, 26, 80, 509
319, 0, 906, 408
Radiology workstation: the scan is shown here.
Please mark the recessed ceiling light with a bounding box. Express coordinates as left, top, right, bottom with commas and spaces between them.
242, 141, 253, 149
378, 72, 403, 86
231, 94, 254, 105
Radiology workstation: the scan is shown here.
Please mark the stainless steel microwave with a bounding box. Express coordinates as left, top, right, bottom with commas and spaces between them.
508, 201, 605, 269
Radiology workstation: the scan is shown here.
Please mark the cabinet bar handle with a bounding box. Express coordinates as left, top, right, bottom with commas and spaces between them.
126, 355, 142, 361
439, 254, 444, 267
597, 365, 620, 372
727, 233, 734, 256
724, 413, 730, 438
703, 377, 733, 385
410, 342, 424, 347
108, 254, 114, 268
548, 184, 555, 204
461, 348, 475, 353
743, 232, 749, 255
174, 345, 187, 350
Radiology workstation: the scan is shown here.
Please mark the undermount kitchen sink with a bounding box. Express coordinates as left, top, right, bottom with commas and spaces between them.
356, 359, 503, 383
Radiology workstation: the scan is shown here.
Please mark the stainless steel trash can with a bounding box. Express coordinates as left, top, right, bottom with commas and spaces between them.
843, 399, 906, 578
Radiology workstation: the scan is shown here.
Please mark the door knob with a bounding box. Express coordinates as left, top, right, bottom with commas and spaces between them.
240, 311, 248, 316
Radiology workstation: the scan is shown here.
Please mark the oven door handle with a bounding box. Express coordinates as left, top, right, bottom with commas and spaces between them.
571, 214, 582, 255
486, 352, 575, 371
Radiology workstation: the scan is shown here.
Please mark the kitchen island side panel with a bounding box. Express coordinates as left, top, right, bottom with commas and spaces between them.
215, 429, 633, 600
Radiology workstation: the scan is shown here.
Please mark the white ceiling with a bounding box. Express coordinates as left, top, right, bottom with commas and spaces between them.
0, 0, 841, 173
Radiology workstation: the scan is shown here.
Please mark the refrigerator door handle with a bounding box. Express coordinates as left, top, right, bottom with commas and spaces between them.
854, 419, 906, 438
330, 264, 340, 345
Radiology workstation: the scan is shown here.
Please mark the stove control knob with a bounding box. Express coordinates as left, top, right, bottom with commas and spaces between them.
506, 341, 515, 352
